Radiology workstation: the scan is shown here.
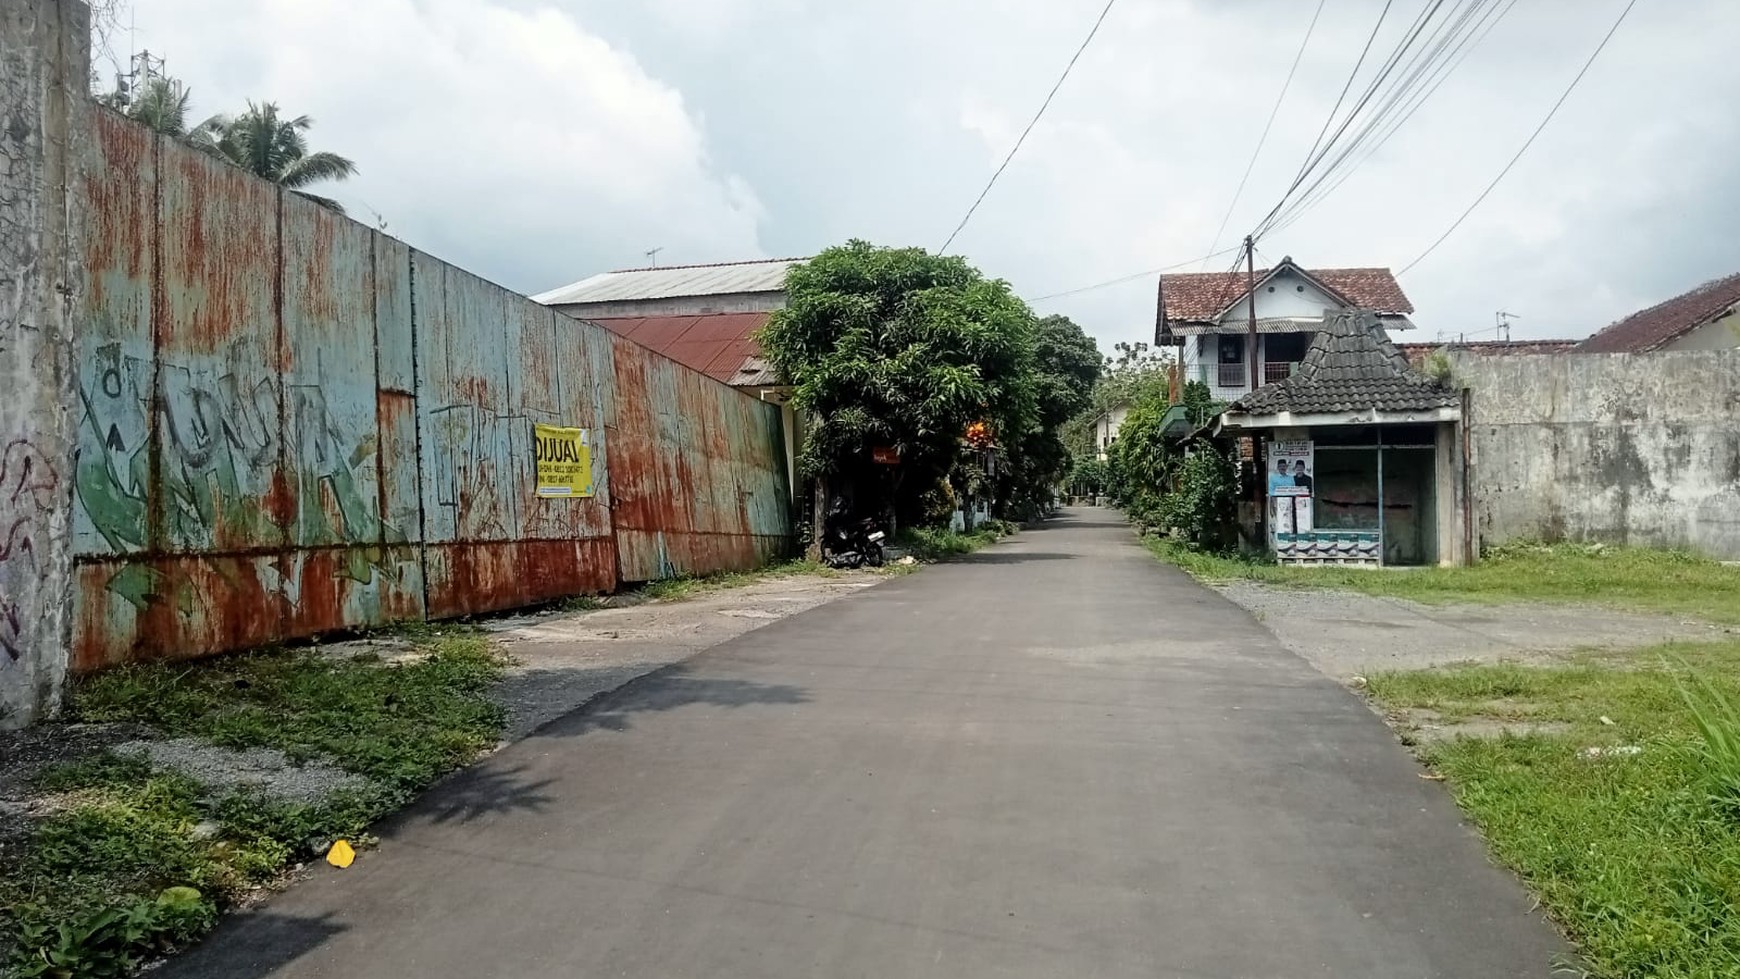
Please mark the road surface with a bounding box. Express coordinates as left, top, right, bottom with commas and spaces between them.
164, 508, 1564, 978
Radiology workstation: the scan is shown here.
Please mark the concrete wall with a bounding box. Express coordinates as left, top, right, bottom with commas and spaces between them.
1660, 309, 1740, 352
0, 0, 85, 726
550, 292, 785, 319
1452, 348, 1740, 559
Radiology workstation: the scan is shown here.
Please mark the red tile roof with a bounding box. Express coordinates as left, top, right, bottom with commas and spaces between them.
1395, 339, 1578, 367
1160, 265, 1413, 322
1575, 271, 1740, 353
585, 312, 770, 384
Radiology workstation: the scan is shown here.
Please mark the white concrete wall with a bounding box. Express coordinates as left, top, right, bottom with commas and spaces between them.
1659, 309, 1740, 352
1217, 268, 1345, 325
1452, 348, 1740, 559
1094, 407, 1129, 458
0, 0, 85, 727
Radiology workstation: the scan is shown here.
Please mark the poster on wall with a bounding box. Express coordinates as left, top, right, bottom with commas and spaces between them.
534, 424, 594, 498
1266, 440, 1315, 497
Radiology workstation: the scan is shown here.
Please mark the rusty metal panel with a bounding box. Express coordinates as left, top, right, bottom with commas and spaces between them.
73, 111, 154, 559
373, 234, 415, 394
280, 193, 384, 548
423, 539, 615, 619
372, 236, 422, 541
155, 144, 285, 554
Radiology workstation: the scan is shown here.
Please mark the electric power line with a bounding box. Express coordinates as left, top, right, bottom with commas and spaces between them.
1027, 245, 1244, 303
1199, 0, 1330, 269
1260, 0, 1520, 239
938, 0, 1118, 255
1399, 0, 1641, 275
1248, 0, 1398, 240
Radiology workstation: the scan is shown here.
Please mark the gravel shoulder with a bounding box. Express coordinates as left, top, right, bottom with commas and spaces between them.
1213, 579, 1735, 679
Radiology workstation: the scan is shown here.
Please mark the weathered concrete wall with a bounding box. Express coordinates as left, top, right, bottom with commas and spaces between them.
1453, 349, 1740, 559
0, 0, 85, 727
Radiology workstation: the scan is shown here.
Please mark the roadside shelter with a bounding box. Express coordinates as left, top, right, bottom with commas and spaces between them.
1212, 310, 1469, 566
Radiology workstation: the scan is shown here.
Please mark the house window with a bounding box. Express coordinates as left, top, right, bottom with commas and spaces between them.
1264, 332, 1310, 383
1218, 335, 1247, 388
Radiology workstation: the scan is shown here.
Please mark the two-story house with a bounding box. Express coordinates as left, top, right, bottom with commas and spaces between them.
1154, 257, 1415, 402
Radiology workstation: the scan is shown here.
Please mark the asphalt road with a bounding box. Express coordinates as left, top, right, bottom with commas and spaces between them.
163, 508, 1564, 978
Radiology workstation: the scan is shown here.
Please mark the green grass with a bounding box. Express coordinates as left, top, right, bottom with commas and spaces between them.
639, 558, 840, 602
1366, 641, 1740, 978
1146, 537, 1740, 623
895, 522, 1013, 562
1, 630, 506, 976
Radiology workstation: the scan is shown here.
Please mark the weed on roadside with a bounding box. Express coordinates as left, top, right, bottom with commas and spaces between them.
1146, 537, 1740, 623
1366, 641, 1740, 978
1, 629, 507, 976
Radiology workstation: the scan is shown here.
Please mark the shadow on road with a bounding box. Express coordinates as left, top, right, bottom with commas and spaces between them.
529, 663, 810, 741
163, 912, 346, 979
961, 551, 1076, 565
422, 763, 558, 825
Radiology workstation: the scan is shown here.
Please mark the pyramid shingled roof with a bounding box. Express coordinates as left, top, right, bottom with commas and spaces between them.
1232, 311, 1458, 415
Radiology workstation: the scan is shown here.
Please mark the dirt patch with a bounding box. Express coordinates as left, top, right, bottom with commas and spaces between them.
485, 571, 882, 738
1216, 580, 1733, 679
0, 722, 151, 844
1387, 707, 1575, 745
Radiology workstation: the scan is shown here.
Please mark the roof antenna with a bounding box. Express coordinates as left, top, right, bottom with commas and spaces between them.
645, 246, 664, 267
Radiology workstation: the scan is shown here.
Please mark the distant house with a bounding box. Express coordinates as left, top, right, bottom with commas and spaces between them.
1576, 271, 1740, 353
1395, 339, 1578, 367
533, 258, 809, 490
1092, 407, 1129, 461
1155, 257, 1415, 404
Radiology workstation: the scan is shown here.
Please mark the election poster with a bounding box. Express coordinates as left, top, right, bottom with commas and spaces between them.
1265, 440, 1315, 497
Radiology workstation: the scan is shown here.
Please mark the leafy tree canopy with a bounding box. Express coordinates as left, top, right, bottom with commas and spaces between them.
193, 102, 358, 212
759, 241, 1040, 522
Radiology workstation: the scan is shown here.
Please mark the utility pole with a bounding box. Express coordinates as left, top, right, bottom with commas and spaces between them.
1496, 310, 1519, 341
1245, 235, 1259, 390
645, 246, 664, 267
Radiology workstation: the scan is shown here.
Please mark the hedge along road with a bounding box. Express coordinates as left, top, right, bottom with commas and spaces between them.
161, 508, 1564, 978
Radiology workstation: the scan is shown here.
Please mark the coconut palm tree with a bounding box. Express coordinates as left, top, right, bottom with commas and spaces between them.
193, 101, 358, 213
101, 75, 195, 137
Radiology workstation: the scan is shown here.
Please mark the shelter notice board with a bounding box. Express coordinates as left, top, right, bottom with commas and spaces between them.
534, 424, 594, 498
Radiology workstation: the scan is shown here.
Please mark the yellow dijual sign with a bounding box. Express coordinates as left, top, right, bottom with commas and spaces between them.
533, 424, 594, 498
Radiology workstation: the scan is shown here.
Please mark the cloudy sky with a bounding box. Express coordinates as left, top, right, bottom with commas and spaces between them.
111, 0, 1738, 352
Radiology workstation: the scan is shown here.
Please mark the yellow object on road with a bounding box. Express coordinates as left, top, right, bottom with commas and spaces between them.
327, 839, 356, 868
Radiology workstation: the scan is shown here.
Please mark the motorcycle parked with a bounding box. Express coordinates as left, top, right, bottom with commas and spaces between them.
822, 512, 887, 569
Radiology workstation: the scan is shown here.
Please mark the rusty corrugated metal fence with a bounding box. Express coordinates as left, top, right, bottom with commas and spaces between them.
70, 107, 793, 672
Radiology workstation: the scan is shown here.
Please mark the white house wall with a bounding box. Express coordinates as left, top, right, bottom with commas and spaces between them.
1659, 309, 1740, 352
1214, 268, 1346, 325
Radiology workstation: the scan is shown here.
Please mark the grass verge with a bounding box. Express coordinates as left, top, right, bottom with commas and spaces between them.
638, 558, 841, 602
896, 522, 1014, 562
1366, 640, 1740, 978
1145, 537, 1740, 623
0, 629, 504, 978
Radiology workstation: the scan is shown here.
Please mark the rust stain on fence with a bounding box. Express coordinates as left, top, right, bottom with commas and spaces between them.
70, 104, 792, 671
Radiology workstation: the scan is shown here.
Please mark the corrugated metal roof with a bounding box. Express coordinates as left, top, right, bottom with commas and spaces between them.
583, 312, 772, 385
533, 258, 806, 305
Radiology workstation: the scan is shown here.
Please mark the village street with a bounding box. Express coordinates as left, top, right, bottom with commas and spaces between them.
161, 509, 1562, 979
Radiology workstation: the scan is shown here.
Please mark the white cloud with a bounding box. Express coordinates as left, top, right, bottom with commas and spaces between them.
117, 0, 1740, 351
124, 0, 764, 292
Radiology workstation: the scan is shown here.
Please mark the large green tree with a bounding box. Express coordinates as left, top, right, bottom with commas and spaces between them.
758, 241, 1039, 527
995, 314, 1102, 517
193, 101, 357, 212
